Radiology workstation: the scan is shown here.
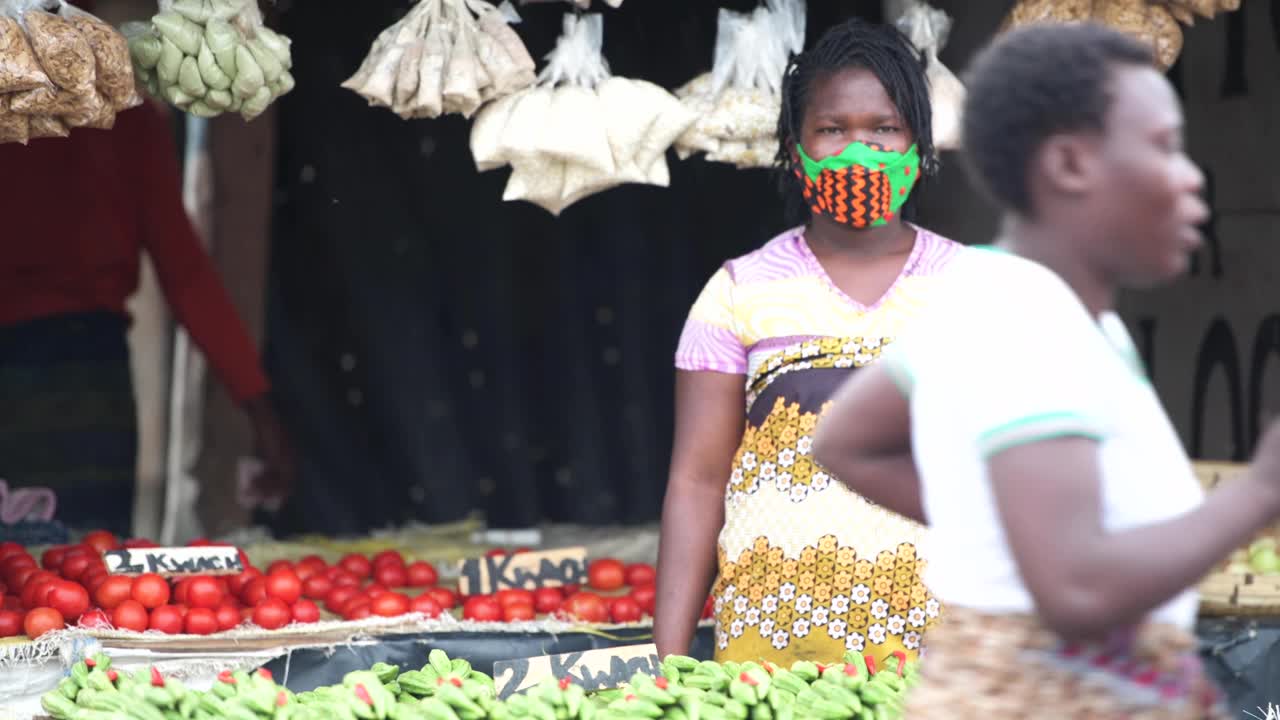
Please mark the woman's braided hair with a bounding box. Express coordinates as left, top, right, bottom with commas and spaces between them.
775, 17, 937, 225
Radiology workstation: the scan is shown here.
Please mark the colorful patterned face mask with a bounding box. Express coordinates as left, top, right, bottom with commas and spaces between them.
795, 142, 921, 229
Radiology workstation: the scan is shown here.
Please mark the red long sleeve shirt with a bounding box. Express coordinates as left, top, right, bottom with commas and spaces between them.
0, 101, 270, 405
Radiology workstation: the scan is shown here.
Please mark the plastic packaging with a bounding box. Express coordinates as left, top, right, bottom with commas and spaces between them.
673, 0, 805, 169
129, 0, 294, 120
470, 12, 694, 215
343, 0, 536, 120
0, 0, 139, 145
893, 0, 964, 151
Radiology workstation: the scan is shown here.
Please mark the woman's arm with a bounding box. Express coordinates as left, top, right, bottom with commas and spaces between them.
654, 370, 745, 658
993, 422, 1280, 640
812, 365, 925, 523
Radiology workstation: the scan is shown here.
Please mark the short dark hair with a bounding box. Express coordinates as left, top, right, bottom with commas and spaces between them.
961, 23, 1153, 215
774, 18, 936, 224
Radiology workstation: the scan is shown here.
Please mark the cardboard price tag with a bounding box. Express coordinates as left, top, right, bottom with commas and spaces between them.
457, 546, 587, 595
103, 546, 243, 576
493, 643, 660, 700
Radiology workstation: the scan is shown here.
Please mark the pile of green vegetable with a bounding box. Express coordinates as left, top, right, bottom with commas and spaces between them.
123, 0, 293, 120
43, 649, 917, 720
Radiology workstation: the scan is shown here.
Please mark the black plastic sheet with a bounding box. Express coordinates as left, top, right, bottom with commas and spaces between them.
263, 627, 716, 692
261, 619, 1280, 710
1198, 617, 1280, 715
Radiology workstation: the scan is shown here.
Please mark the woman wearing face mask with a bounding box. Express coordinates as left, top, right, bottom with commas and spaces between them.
654, 18, 962, 665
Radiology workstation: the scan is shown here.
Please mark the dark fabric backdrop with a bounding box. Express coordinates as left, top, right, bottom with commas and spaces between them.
261, 0, 997, 536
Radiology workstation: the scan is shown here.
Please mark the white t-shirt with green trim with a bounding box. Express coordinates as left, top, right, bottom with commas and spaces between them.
884, 247, 1203, 630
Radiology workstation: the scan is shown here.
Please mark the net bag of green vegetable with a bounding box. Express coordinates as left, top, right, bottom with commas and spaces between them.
129, 0, 293, 120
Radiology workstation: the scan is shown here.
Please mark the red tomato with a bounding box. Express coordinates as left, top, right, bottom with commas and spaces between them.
701, 595, 715, 620
344, 600, 372, 621
241, 577, 268, 607
173, 578, 192, 605
186, 577, 225, 609
426, 587, 457, 609
1, 553, 35, 575
227, 567, 261, 596
148, 605, 184, 634
297, 555, 327, 575
185, 608, 219, 635
410, 593, 443, 618
291, 599, 321, 624
59, 552, 97, 582
131, 574, 170, 609
371, 592, 410, 618
373, 563, 408, 589
363, 583, 389, 599
23, 607, 64, 638
405, 561, 438, 587
462, 596, 503, 622
266, 561, 295, 577
502, 602, 535, 622
302, 574, 332, 600
629, 584, 656, 616
78, 608, 112, 629
372, 550, 404, 569
80, 568, 109, 597
559, 592, 609, 624
325, 586, 359, 614
41, 546, 69, 571
496, 589, 535, 608
23, 575, 59, 610
47, 581, 90, 622
82, 531, 119, 554
561, 584, 580, 597
338, 554, 372, 580
187, 538, 211, 546
533, 587, 563, 614
95, 576, 134, 611
8, 566, 38, 591
609, 596, 642, 624
265, 568, 302, 605
484, 549, 508, 558
0, 542, 24, 560
329, 569, 360, 588
0, 609, 22, 637
513, 547, 532, 555
215, 603, 242, 631
112, 600, 149, 633
252, 599, 292, 630
624, 563, 656, 588
587, 559, 625, 592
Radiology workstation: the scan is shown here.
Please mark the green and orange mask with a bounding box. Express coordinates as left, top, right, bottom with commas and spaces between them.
795, 141, 921, 229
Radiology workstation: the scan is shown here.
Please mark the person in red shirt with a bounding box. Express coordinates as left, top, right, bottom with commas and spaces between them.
0, 84, 293, 536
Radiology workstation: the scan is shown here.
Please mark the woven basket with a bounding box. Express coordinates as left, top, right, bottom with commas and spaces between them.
1194, 461, 1280, 617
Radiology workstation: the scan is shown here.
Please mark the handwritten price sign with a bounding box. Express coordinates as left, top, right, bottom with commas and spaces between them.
103, 546, 243, 576
456, 546, 587, 595
493, 644, 660, 699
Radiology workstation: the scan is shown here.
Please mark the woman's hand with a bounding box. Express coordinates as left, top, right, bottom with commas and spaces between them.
243, 394, 297, 508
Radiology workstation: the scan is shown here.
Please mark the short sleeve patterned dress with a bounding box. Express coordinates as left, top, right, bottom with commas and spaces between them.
675, 225, 962, 666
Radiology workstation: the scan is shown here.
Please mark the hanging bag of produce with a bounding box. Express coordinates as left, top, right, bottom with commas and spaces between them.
343, 0, 535, 120
674, 0, 805, 170
470, 12, 695, 215
891, 0, 963, 151
0, 0, 139, 145
128, 0, 293, 120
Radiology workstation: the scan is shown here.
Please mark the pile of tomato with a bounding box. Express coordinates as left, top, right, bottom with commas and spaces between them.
0, 534, 713, 642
